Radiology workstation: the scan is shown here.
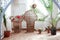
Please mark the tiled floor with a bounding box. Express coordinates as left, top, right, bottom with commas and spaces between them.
2, 31, 60, 40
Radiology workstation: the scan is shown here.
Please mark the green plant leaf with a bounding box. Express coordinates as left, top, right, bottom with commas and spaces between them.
0, 7, 3, 13
3, 14, 7, 27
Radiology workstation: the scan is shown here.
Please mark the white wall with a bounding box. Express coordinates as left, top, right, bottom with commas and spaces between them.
5, 4, 12, 32
21, 2, 60, 30
11, 0, 26, 16
21, 20, 51, 31
52, 2, 60, 29
3, 0, 60, 33
11, 0, 50, 30
1, 0, 60, 39
52, 2, 58, 18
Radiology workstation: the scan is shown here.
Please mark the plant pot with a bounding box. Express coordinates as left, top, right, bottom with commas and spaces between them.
51, 27, 56, 35
47, 26, 50, 33
47, 29, 50, 33
38, 29, 41, 34
4, 31, 10, 37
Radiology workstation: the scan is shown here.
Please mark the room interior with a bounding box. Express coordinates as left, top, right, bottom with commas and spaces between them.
0, 0, 60, 40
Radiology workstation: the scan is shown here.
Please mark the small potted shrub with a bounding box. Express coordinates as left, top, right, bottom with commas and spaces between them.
50, 12, 60, 35
40, 0, 60, 35
3, 14, 10, 37
10, 15, 23, 33
51, 25, 56, 35
38, 28, 43, 34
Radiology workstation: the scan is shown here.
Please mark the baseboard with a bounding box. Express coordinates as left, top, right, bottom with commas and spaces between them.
57, 29, 60, 31
21, 28, 27, 30
21, 28, 36, 31
12, 28, 27, 30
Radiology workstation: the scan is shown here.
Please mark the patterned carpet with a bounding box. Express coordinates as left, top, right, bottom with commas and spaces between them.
3, 31, 60, 40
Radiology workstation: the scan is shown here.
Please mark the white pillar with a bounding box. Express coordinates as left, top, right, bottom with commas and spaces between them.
0, 0, 4, 39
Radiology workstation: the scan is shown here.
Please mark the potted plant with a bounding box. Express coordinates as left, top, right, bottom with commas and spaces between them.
40, 0, 57, 35
50, 12, 60, 35
38, 28, 43, 34
3, 14, 10, 37
10, 15, 23, 33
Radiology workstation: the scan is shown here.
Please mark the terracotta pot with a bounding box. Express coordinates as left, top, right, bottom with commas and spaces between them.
47, 26, 50, 33
38, 29, 41, 34
4, 31, 10, 37
47, 29, 50, 33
